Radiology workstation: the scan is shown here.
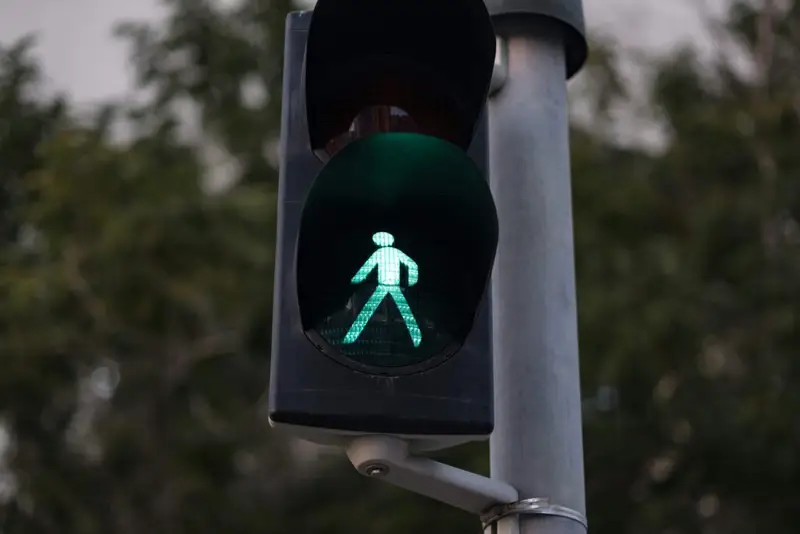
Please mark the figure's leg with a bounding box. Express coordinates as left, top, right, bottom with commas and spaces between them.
342, 287, 388, 344
387, 286, 422, 347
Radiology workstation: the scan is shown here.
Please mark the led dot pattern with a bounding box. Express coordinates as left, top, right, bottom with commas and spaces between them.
313, 230, 454, 370
342, 231, 421, 347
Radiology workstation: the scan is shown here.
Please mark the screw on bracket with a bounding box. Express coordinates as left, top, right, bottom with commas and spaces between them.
364, 463, 389, 477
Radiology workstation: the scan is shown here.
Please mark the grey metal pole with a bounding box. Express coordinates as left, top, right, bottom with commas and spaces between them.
488, 19, 587, 534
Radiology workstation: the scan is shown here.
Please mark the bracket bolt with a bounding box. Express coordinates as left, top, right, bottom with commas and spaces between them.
364, 463, 389, 477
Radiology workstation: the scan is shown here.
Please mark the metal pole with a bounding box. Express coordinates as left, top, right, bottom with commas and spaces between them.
488, 20, 587, 534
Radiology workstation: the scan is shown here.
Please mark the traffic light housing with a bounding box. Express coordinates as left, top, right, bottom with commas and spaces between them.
269, 2, 498, 451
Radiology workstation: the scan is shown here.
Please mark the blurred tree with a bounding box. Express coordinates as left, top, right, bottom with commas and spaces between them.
0, 0, 289, 529
115, 0, 295, 407
575, 2, 800, 533
117, 0, 294, 187
0, 108, 279, 533
0, 37, 67, 245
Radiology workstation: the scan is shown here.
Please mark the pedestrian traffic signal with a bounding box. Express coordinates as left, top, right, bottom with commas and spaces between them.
269, 1, 498, 450
297, 130, 498, 376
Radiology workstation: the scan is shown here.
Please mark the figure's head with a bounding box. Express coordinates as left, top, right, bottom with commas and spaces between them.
372, 231, 395, 247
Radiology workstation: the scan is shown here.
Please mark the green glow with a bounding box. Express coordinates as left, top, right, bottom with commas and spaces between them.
296, 133, 499, 371
343, 231, 422, 347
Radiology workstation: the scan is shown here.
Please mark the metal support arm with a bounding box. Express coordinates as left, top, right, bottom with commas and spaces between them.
347, 435, 518, 514
347, 436, 588, 532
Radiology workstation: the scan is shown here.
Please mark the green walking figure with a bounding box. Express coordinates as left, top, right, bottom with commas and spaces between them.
342, 231, 422, 347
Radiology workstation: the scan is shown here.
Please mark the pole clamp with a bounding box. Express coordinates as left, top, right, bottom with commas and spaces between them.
481, 498, 588, 531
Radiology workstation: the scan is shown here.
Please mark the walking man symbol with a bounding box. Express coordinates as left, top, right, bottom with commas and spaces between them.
342, 231, 422, 347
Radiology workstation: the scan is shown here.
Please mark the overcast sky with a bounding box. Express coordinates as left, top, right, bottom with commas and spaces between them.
0, 0, 729, 106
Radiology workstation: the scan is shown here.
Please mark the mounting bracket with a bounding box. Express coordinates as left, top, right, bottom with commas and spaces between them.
347, 435, 517, 514
346, 435, 588, 532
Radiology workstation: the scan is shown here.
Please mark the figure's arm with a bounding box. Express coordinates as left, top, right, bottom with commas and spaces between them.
351, 252, 379, 284
400, 252, 419, 286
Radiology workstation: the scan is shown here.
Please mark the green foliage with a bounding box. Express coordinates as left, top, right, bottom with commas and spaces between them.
574, 2, 800, 532
0, 0, 798, 533
0, 2, 285, 530
0, 36, 67, 245
117, 0, 294, 186
1, 110, 278, 534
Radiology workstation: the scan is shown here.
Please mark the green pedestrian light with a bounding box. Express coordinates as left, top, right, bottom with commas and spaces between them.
297, 132, 497, 375
342, 231, 422, 348
269, 0, 500, 446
